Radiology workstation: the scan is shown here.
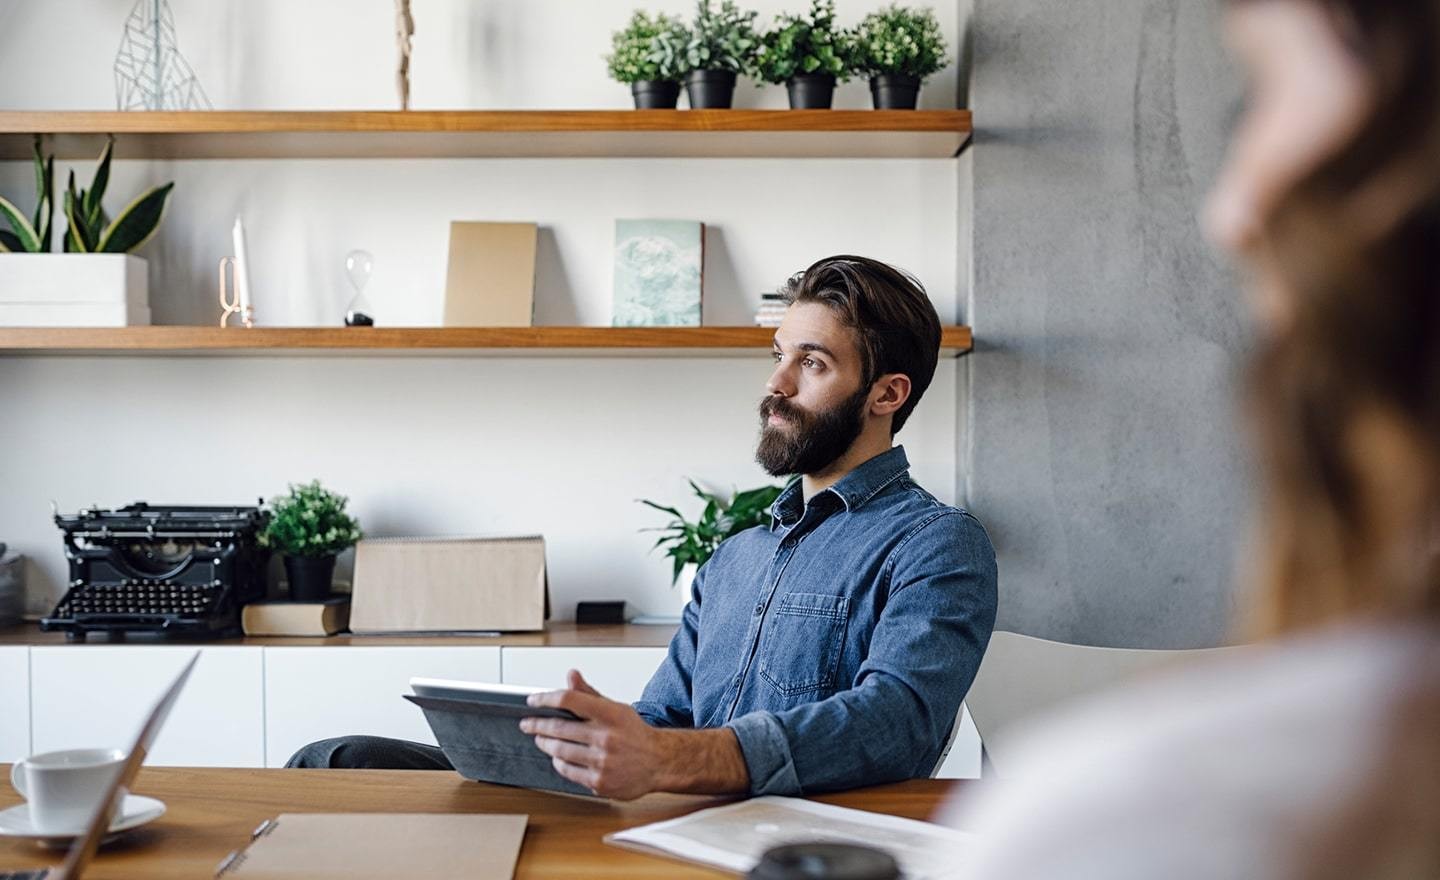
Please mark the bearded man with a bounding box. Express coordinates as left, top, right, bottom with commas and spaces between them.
288, 256, 998, 798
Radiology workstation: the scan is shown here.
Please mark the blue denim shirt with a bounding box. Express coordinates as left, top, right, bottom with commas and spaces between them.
633, 446, 998, 795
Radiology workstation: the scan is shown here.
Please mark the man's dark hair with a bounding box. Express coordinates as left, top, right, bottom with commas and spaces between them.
779, 255, 942, 435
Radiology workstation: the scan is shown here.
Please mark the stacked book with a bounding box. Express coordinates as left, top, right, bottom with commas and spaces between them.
754, 294, 787, 327
242, 597, 350, 637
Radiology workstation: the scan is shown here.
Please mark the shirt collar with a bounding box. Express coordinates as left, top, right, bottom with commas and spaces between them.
769, 446, 911, 529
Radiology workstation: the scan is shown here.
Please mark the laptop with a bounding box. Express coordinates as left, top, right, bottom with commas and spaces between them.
2, 651, 200, 880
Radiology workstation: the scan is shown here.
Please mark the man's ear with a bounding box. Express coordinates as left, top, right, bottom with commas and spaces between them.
869, 373, 912, 418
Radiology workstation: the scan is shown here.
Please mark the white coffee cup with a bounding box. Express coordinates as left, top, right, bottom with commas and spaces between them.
9, 747, 127, 835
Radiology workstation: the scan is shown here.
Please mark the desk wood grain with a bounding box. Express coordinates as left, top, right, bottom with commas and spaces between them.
0, 768, 965, 878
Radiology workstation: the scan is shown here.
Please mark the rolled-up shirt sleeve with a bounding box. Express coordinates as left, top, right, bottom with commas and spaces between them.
724, 511, 997, 795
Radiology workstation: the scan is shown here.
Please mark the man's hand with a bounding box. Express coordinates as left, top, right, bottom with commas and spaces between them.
520, 670, 750, 800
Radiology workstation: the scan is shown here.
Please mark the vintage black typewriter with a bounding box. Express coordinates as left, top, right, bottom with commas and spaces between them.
42, 502, 269, 641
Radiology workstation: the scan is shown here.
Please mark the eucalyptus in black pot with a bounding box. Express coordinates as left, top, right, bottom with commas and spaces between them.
755, 0, 855, 109
606, 10, 690, 109
260, 480, 363, 602
681, 0, 760, 109
853, 4, 949, 109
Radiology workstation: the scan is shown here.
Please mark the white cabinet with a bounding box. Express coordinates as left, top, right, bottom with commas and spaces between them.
934, 705, 982, 780
500, 647, 668, 703
0, 647, 29, 762
29, 646, 264, 767
263, 646, 500, 768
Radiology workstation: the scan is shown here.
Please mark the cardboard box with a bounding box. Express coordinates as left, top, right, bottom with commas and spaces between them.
350, 536, 548, 634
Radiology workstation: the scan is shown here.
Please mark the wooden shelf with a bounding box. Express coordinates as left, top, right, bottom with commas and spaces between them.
0, 325, 973, 357
0, 110, 971, 160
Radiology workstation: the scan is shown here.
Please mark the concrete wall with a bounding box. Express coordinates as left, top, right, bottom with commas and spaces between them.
967, 0, 1249, 648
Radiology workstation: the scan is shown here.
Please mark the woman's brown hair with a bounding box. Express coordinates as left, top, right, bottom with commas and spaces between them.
1242, 0, 1440, 636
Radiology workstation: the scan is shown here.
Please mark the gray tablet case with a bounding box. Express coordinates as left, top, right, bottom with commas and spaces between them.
403, 694, 592, 797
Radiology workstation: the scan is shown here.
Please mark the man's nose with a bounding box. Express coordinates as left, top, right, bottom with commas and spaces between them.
766, 363, 797, 397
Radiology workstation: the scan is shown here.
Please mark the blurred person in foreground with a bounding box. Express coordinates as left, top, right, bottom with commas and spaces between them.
943, 0, 1440, 877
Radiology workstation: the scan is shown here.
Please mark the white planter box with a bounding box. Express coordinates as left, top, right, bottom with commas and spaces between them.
0, 254, 150, 327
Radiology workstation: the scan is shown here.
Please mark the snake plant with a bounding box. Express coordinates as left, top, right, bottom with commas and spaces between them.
63, 137, 175, 254
0, 136, 55, 253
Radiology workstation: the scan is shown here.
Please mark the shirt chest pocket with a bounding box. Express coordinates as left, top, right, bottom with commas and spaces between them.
758, 592, 850, 697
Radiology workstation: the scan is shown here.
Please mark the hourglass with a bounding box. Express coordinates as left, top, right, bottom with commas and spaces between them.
344, 249, 376, 327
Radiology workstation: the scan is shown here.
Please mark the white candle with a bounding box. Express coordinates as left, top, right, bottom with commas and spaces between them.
231, 216, 252, 317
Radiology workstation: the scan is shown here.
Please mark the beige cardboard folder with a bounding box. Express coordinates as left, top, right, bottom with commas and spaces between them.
443, 221, 538, 327
350, 536, 549, 633
216, 813, 526, 879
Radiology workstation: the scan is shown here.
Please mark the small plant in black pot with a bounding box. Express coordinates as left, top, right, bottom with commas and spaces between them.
853, 4, 949, 109
681, 0, 760, 109
260, 480, 363, 602
755, 0, 855, 109
606, 10, 690, 109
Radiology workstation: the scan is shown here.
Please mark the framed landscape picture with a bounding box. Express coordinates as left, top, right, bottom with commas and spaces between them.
612, 219, 704, 327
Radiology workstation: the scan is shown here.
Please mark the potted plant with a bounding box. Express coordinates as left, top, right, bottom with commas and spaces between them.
607, 10, 690, 109
853, 4, 949, 109
755, 0, 856, 109
260, 480, 364, 602
640, 480, 784, 606
0, 136, 174, 327
681, 0, 760, 109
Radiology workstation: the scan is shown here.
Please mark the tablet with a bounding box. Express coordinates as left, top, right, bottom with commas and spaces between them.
409, 677, 578, 718
403, 677, 592, 796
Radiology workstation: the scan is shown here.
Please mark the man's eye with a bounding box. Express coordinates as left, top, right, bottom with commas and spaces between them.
772, 351, 783, 363
803, 357, 819, 369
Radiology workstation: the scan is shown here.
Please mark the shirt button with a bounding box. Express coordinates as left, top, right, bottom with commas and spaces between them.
753, 603, 764, 615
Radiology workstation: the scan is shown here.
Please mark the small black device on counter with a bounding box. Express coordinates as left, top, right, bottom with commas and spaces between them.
575, 600, 627, 625
42, 502, 270, 641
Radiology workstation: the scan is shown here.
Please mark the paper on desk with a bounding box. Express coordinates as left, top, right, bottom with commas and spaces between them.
606, 796, 973, 878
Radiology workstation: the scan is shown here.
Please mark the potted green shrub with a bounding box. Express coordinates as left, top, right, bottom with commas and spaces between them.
640, 480, 784, 608
681, 0, 761, 109
606, 10, 690, 109
260, 480, 363, 602
755, 0, 855, 109
0, 137, 174, 327
853, 4, 949, 109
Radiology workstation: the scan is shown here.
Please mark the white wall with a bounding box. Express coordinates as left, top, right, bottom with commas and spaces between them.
0, 0, 965, 618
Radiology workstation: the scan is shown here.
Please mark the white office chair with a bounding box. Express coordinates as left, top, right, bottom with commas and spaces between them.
964, 631, 1231, 776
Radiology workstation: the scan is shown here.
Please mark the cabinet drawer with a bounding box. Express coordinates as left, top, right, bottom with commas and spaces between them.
30, 646, 263, 767
263, 646, 500, 767
500, 647, 668, 703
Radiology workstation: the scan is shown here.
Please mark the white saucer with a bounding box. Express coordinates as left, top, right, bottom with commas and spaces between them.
0, 795, 165, 847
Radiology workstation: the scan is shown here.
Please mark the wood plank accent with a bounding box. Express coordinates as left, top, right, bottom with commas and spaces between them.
0, 109, 971, 159
0, 767, 966, 879
0, 621, 678, 648
0, 325, 975, 357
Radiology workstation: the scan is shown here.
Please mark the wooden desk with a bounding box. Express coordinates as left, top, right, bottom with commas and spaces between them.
0, 768, 964, 878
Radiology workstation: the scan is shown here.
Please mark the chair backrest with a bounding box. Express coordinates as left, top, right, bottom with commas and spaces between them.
965, 631, 1229, 776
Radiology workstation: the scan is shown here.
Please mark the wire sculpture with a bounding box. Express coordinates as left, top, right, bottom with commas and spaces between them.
114, 0, 212, 111
396, 0, 415, 110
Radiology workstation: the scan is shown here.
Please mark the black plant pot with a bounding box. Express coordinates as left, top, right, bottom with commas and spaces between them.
869, 74, 922, 110
785, 73, 836, 109
684, 69, 738, 109
631, 80, 681, 109
284, 554, 337, 602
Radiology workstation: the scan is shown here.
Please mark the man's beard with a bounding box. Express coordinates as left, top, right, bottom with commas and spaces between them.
755, 384, 870, 477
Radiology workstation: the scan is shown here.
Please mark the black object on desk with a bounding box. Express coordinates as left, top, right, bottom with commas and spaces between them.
576, 600, 627, 625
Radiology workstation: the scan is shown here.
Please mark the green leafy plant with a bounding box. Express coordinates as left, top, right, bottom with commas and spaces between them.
755, 0, 856, 84
259, 480, 364, 558
682, 0, 761, 75
853, 4, 949, 81
0, 137, 55, 253
640, 480, 785, 584
607, 10, 690, 83
62, 137, 175, 254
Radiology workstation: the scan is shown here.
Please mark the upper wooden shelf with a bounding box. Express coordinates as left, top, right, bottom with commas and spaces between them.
0, 110, 973, 160
0, 325, 974, 357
